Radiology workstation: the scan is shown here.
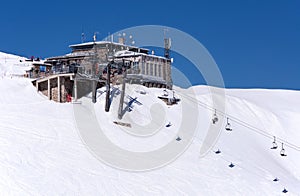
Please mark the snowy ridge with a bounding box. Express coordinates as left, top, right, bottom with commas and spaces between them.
0, 52, 300, 195
0, 51, 33, 76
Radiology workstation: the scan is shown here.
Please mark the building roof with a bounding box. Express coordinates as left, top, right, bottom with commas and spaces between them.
69, 41, 149, 53
114, 50, 170, 60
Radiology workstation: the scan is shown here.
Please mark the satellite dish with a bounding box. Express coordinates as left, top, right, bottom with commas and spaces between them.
122, 32, 126, 37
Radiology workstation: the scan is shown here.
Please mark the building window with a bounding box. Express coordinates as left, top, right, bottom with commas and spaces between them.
150, 63, 153, 76
146, 63, 149, 75
141, 62, 145, 74
158, 64, 161, 77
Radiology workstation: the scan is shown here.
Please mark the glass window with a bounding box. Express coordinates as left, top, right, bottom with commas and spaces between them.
150, 63, 153, 75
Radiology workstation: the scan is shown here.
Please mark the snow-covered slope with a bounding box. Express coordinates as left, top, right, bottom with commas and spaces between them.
0, 77, 300, 195
0, 52, 33, 76
0, 51, 300, 195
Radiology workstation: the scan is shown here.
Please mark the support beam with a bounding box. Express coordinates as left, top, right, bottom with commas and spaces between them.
92, 80, 96, 103
105, 63, 111, 112
58, 76, 60, 103
36, 81, 39, 91
48, 79, 51, 100
74, 77, 78, 102
118, 60, 127, 119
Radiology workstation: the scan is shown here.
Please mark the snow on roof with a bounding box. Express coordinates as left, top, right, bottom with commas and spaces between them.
69, 41, 149, 51
70, 41, 130, 48
114, 50, 169, 60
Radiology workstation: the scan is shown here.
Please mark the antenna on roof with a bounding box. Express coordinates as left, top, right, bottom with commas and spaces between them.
129, 35, 135, 46
163, 28, 171, 59
81, 26, 86, 43
93, 32, 99, 43
108, 32, 114, 43
118, 32, 126, 45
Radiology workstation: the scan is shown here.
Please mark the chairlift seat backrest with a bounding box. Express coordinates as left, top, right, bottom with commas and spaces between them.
271, 136, 278, 149
225, 118, 232, 131
280, 143, 287, 156
282, 188, 288, 193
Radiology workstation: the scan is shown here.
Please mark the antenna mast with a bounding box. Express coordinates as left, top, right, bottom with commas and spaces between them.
81, 27, 86, 43
164, 29, 171, 59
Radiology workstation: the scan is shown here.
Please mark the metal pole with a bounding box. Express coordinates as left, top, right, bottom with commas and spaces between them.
105, 62, 111, 112
74, 77, 78, 102
48, 79, 51, 100
92, 80, 96, 103
118, 60, 127, 119
58, 76, 60, 103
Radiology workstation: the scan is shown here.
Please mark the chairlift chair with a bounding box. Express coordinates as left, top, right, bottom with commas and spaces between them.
280, 143, 287, 156
225, 117, 232, 131
166, 122, 172, 127
215, 149, 221, 154
212, 109, 218, 124
271, 136, 278, 149
282, 188, 288, 193
229, 162, 235, 168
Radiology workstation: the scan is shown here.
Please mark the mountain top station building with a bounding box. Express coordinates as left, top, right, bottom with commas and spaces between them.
45, 39, 173, 89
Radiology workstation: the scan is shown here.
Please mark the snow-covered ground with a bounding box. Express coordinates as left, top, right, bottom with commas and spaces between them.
0, 52, 33, 77
0, 52, 300, 195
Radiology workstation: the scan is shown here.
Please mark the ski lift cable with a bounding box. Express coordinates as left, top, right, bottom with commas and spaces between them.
192, 135, 288, 189
176, 91, 300, 151
176, 91, 300, 152
114, 88, 292, 192
107, 87, 291, 192
171, 92, 284, 143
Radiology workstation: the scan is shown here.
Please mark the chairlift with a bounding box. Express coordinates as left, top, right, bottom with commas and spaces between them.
229, 162, 235, 168
273, 177, 279, 182
282, 188, 288, 193
212, 109, 218, 124
176, 136, 181, 141
280, 143, 287, 156
215, 149, 221, 154
166, 122, 172, 127
225, 117, 232, 131
271, 136, 278, 149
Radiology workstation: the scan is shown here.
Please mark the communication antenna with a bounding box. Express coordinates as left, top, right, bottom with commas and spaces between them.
93, 32, 99, 43
81, 26, 86, 43
129, 35, 135, 46
163, 28, 171, 59
118, 32, 126, 45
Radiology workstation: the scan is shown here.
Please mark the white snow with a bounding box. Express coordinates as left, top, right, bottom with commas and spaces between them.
0, 52, 300, 195
0, 52, 34, 77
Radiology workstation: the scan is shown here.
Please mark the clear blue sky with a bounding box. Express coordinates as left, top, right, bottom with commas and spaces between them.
1, 0, 299, 89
